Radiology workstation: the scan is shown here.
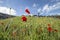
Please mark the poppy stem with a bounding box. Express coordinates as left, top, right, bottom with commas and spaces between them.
48, 31, 51, 36
42, 34, 43, 40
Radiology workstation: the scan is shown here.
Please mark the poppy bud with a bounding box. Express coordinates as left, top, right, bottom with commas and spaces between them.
25, 9, 30, 14
48, 24, 51, 27
54, 29, 58, 32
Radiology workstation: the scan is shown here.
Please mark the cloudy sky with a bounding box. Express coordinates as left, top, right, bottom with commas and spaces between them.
0, 0, 60, 16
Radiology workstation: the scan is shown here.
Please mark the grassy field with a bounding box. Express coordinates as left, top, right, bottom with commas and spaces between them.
0, 16, 60, 40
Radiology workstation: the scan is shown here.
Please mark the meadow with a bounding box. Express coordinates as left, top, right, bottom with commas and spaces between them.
0, 16, 60, 40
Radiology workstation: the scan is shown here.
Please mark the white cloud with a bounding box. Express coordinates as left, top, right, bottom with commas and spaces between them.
42, 2, 60, 13
37, 8, 41, 12
0, 7, 16, 15
50, 2, 60, 10
42, 4, 49, 12
37, 2, 60, 15
23, 14, 33, 16
33, 3, 37, 8
29, 14, 33, 16
49, 13, 60, 15
56, 13, 60, 15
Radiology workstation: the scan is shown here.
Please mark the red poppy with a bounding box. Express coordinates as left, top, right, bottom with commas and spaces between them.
25, 9, 30, 14
21, 15, 27, 22
47, 27, 52, 32
48, 24, 51, 27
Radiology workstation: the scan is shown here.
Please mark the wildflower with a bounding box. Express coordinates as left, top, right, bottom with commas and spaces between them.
25, 8, 30, 14
47, 27, 52, 32
21, 15, 27, 22
47, 26, 53, 36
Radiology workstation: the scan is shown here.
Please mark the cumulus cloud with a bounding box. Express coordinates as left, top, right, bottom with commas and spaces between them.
0, 7, 16, 15
37, 2, 60, 15
43, 2, 60, 12
37, 2, 60, 16
42, 4, 49, 12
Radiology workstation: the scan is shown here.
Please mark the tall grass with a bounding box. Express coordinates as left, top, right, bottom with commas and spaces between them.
0, 16, 60, 40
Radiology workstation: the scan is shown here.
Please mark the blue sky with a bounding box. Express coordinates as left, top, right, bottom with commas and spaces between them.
0, 0, 60, 16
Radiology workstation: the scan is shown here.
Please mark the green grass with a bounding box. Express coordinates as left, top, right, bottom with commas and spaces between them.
0, 16, 60, 40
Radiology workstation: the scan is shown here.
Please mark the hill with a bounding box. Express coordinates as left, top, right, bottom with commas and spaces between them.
0, 13, 16, 19
0, 17, 60, 40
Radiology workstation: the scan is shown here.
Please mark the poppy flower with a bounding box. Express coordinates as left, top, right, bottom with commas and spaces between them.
47, 27, 52, 32
25, 9, 30, 14
21, 15, 27, 22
